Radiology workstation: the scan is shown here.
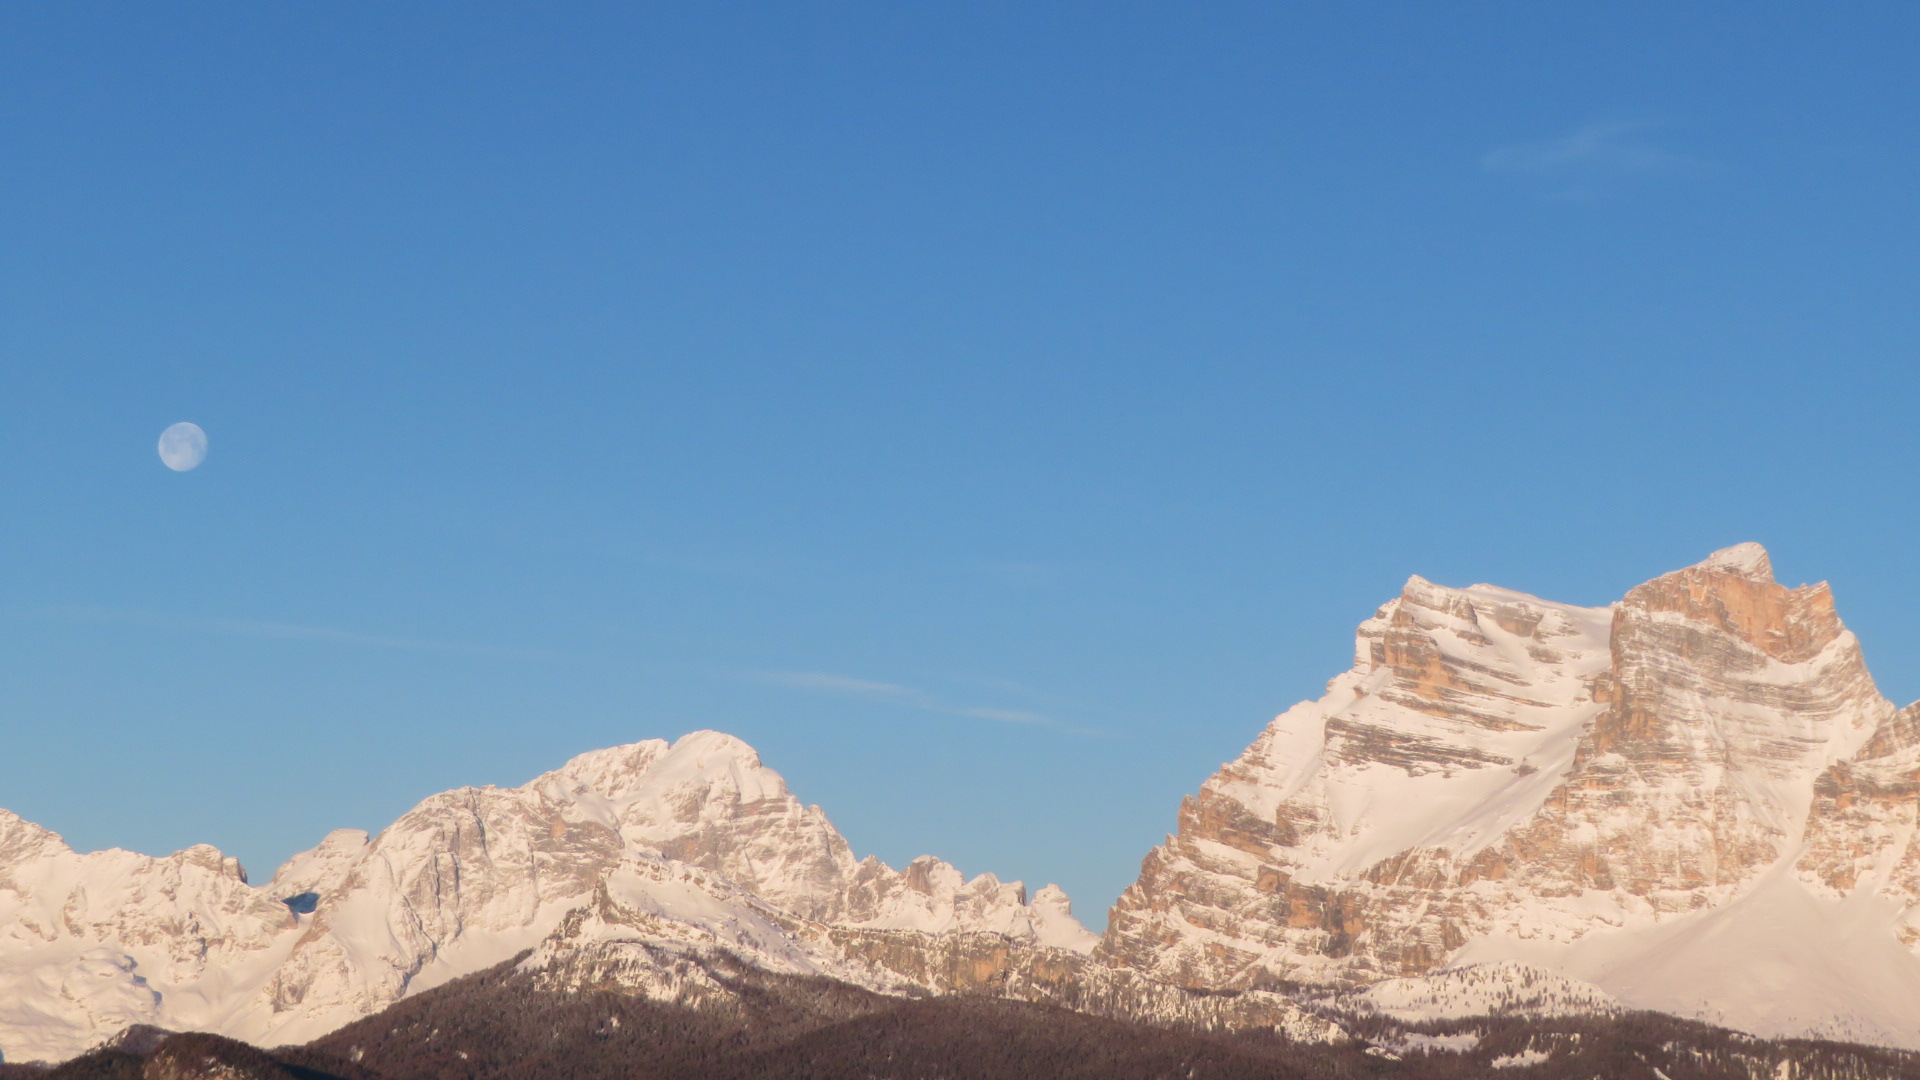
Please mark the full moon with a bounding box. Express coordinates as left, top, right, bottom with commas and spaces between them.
158, 422, 208, 472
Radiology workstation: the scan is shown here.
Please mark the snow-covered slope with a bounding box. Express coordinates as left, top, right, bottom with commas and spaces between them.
1337, 961, 1620, 1021
0, 732, 1094, 1062
1098, 544, 1920, 1048
0, 813, 284, 1064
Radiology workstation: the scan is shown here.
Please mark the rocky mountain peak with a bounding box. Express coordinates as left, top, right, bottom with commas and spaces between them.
1031, 883, 1100, 952
1615, 541, 1839, 668
1099, 545, 1920, 1047
1699, 541, 1775, 581
0, 809, 69, 866
1590, 544, 1869, 774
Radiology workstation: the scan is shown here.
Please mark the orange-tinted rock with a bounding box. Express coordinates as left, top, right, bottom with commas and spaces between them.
1097, 544, 1908, 994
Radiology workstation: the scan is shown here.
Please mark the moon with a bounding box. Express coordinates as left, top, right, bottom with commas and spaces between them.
158, 422, 208, 472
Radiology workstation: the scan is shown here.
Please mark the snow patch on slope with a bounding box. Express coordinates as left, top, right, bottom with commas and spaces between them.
1457, 864, 1920, 1048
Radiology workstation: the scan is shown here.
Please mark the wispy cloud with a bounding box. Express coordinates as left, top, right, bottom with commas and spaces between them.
13, 604, 556, 660
749, 669, 1110, 738
1481, 120, 1704, 200
757, 671, 919, 699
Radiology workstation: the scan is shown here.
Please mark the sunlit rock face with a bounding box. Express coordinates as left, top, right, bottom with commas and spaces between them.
1098, 566, 1618, 986
1097, 544, 1920, 1047
1797, 700, 1920, 940
1519, 544, 1882, 905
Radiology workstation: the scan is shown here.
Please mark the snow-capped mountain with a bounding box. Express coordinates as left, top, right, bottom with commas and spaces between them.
10, 542, 1920, 1064
0, 731, 1097, 1062
1098, 543, 1920, 1047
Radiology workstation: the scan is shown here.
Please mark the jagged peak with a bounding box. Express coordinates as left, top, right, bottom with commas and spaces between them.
1696, 542, 1774, 582
167, 843, 248, 882
1380, 574, 1480, 631
537, 738, 672, 793
1030, 883, 1100, 953
1616, 542, 1852, 666
969, 871, 1012, 896
1396, 573, 1489, 612
1366, 573, 1610, 661
0, 808, 69, 861
1032, 883, 1073, 908
901, 854, 964, 895
1396, 573, 1596, 616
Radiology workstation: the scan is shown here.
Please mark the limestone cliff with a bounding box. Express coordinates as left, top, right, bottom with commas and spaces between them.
1097, 543, 1920, 1046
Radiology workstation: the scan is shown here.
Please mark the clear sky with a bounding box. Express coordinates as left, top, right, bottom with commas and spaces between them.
4, 3, 1918, 929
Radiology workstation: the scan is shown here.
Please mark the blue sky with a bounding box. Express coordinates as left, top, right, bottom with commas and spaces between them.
4, 3, 1918, 927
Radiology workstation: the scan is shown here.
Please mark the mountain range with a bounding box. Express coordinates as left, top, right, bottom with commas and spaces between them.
7, 543, 1920, 1073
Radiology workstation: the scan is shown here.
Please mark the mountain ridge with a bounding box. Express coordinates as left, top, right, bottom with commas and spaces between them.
9, 543, 1920, 1063
0, 729, 1103, 1063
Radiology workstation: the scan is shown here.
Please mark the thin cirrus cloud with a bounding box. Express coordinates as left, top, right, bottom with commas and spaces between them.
750, 669, 1109, 738
14, 604, 556, 660
1480, 120, 1705, 200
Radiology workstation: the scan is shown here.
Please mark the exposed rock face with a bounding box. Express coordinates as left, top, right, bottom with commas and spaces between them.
1512, 545, 1881, 907
1099, 569, 1616, 987
1798, 700, 1920, 940
1097, 544, 1920, 1046
0, 732, 1094, 1062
